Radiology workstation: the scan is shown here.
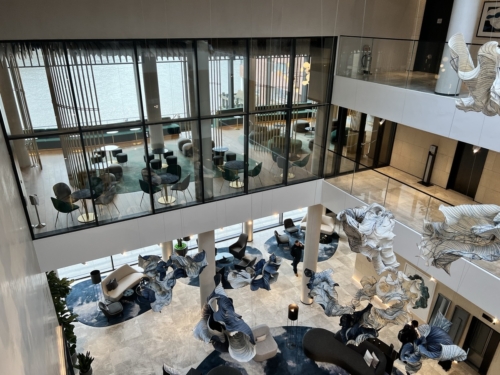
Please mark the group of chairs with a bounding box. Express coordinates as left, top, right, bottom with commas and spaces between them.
270, 149, 310, 178
274, 218, 301, 248
139, 164, 193, 207
51, 173, 120, 227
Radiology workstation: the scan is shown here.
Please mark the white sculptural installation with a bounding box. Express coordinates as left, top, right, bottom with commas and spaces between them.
420, 204, 500, 274
337, 203, 399, 275
448, 33, 500, 116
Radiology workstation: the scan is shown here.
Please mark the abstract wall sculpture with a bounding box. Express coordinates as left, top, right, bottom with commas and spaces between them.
337, 203, 399, 275
193, 275, 256, 362
226, 254, 282, 291
420, 204, 500, 274
352, 271, 430, 331
305, 268, 354, 317
137, 251, 207, 312
448, 33, 500, 116
400, 313, 467, 374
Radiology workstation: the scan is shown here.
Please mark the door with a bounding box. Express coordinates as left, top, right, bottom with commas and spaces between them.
463, 317, 500, 374
447, 142, 488, 198
356, 116, 396, 170
413, 0, 454, 74
448, 306, 470, 345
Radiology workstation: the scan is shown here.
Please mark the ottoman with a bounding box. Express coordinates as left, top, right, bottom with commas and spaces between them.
150, 158, 162, 170
166, 155, 178, 166
116, 153, 128, 165
225, 151, 236, 161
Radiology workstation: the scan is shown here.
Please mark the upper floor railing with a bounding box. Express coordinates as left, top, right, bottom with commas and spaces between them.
335, 35, 482, 97
324, 151, 500, 281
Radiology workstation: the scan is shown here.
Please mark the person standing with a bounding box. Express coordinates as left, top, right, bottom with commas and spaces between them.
290, 240, 304, 276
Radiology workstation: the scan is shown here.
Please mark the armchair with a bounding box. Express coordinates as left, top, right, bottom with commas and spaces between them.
283, 218, 299, 235
274, 230, 289, 247
229, 233, 248, 259
98, 301, 123, 322
300, 214, 336, 235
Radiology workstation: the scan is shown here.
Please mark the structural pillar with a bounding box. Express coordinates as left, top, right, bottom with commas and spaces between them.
435, 0, 482, 95
300, 204, 323, 304
198, 230, 216, 307
192, 41, 215, 201
160, 241, 174, 260
243, 220, 253, 242
141, 49, 164, 149
0, 63, 31, 168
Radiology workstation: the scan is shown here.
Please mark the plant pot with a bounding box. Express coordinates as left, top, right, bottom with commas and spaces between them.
174, 243, 188, 257
79, 368, 92, 375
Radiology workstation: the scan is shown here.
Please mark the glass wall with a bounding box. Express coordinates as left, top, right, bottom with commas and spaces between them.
0, 37, 335, 239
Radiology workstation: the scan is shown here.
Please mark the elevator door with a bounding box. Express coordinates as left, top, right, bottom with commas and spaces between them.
447, 142, 488, 198
463, 317, 500, 374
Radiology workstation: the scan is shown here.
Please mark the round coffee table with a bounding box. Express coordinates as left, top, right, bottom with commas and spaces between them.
224, 160, 245, 188
122, 288, 135, 300
158, 173, 180, 204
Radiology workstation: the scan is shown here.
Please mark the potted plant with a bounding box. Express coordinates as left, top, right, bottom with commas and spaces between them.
46, 271, 78, 360
174, 237, 188, 257
74, 351, 94, 375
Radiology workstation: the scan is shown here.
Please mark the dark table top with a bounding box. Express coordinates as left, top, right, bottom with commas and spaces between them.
72, 189, 95, 200
159, 173, 179, 185
225, 160, 245, 170
152, 147, 169, 154
207, 365, 241, 375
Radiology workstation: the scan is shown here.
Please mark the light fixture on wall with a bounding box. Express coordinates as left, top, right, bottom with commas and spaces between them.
473, 146, 481, 153
379, 119, 386, 125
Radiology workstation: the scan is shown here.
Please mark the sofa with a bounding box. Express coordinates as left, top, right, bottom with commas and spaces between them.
267, 136, 303, 153
101, 264, 143, 302
303, 328, 386, 375
300, 214, 335, 235
252, 324, 278, 362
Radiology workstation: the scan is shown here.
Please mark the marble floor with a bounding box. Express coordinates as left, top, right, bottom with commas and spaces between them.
73, 224, 477, 375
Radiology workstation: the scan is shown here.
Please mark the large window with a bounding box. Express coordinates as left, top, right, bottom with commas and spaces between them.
0, 37, 335, 239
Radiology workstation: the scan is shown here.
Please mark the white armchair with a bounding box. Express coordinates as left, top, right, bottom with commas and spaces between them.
300, 214, 335, 235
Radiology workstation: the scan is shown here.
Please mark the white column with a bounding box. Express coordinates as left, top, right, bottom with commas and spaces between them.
243, 220, 253, 242
0, 65, 31, 168
160, 241, 173, 260
141, 49, 164, 150
300, 204, 322, 304
198, 230, 216, 307
435, 0, 482, 95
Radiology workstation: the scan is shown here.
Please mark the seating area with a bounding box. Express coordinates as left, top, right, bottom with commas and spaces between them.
300, 214, 335, 235
101, 264, 143, 302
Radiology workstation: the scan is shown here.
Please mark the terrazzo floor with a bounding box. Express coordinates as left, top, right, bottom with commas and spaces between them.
74, 225, 478, 375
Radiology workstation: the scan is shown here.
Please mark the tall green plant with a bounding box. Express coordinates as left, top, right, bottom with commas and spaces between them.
46, 271, 78, 355
74, 351, 94, 373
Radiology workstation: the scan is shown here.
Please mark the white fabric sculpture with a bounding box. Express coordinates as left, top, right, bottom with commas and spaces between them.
420, 204, 500, 274
352, 271, 430, 331
337, 203, 399, 274
448, 33, 500, 116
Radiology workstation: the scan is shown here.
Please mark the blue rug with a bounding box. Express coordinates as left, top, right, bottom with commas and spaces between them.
196, 326, 406, 375
66, 279, 151, 328
264, 231, 338, 262
179, 246, 263, 288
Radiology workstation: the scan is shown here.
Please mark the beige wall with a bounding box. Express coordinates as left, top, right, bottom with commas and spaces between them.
354, 253, 500, 374
0, 130, 63, 372
390, 124, 457, 188
0, 0, 425, 40
475, 150, 500, 205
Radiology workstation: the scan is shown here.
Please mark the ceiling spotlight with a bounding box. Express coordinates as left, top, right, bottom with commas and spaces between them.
473, 146, 481, 153
379, 119, 386, 125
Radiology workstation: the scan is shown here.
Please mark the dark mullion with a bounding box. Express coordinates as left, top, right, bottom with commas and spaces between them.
282, 40, 296, 186
193, 40, 206, 204
243, 39, 250, 194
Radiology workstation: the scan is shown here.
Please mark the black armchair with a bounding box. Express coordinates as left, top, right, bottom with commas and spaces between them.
229, 233, 248, 259
98, 301, 123, 322
284, 218, 299, 235
274, 230, 289, 247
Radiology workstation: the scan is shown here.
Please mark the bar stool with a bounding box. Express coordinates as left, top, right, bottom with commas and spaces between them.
225, 152, 236, 162
166, 155, 177, 166
116, 153, 128, 165
150, 159, 162, 170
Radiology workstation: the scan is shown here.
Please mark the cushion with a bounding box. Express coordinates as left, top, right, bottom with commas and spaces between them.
363, 350, 373, 367
106, 278, 118, 291
256, 334, 267, 343
371, 352, 379, 368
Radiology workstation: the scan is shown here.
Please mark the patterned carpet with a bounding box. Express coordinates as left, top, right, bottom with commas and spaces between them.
264, 230, 339, 262
67, 279, 151, 327
179, 246, 263, 288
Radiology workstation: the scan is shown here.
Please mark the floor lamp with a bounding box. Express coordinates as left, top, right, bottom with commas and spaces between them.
90, 270, 102, 314
287, 303, 299, 349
